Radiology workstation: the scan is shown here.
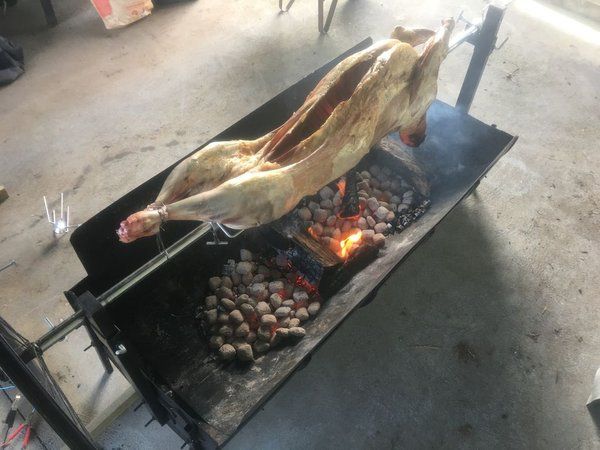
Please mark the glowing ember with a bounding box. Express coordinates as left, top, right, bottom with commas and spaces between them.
294, 275, 319, 295
336, 178, 346, 197
307, 225, 319, 240
339, 230, 362, 259
297, 164, 429, 262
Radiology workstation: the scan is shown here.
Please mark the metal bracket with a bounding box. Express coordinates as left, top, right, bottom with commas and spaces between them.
71, 291, 115, 375
74, 291, 169, 425
206, 222, 228, 245
279, 0, 338, 33
206, 222, 244, 245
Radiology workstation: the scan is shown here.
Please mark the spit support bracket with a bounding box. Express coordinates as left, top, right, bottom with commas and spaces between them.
206, 222, 244, 245
70, 291, 170, 425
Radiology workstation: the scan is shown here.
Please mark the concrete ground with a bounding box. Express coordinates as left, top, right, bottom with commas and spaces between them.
0, 0, 599, 448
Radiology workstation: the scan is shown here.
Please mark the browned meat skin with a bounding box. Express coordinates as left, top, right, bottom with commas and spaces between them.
117, 19, 454, 243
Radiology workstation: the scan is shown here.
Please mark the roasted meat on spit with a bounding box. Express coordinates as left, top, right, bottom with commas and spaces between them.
117, 19, 454, 243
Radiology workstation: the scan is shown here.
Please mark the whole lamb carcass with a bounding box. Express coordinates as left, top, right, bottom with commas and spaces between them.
117, 19, 454, 243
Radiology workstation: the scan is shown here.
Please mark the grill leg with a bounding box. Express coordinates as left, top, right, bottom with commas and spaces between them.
456, 5, 505, 114
318, 0, 338, 34
278, 0, 295, 12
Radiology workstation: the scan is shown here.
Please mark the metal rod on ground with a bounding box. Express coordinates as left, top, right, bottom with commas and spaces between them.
0, 334, 97, 449
0, 260, 16, 273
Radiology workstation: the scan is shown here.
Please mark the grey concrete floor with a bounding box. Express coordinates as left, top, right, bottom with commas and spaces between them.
0, 0, 599, 448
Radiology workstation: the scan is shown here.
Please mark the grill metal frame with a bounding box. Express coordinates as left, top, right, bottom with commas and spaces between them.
0, 6, 513, 449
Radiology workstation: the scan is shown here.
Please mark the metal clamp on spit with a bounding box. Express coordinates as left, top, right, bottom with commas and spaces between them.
206, 222, 244, 245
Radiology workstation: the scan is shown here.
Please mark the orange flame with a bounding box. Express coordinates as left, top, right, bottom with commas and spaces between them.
339, 230, 362, 259
336, 178, 346, 197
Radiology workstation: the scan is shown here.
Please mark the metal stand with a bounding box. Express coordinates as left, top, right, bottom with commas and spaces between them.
278, 0, 295, 12
65, 291, 113, 375
278, 0, 338, 33
74, 292, 169, 425
318, 0, 338, 34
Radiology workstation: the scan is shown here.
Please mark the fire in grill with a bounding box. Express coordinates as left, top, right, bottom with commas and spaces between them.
199, 142, 430, 363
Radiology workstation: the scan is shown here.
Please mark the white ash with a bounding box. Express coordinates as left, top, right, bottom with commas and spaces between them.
295, 307, 309, 321
253, 341, 270, 354
240, 303, 254, 317
271, 327, 289, 346
257, 326, 271, 341
208, 277, 221, 291
209, 335, 224, 349
220, 298, 236, 311
268, 280, 284, 294
246, 331, 257, 344
204, 309, 217, 325
282, 299, 295, 308
205, 295, 218, 309
236, 343, 254, 362
217, 313, 229, 324
236, 261, 253, 275
269, 293, 283, 309
255, 302, 271, 316
229, 309, 244, 325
